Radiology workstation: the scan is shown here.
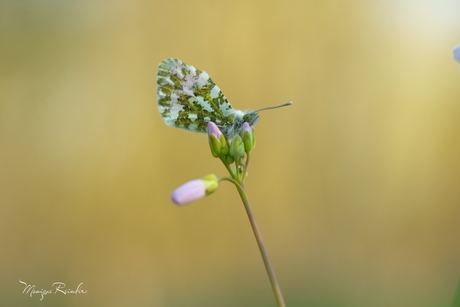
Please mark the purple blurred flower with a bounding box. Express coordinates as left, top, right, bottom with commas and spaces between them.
241, 122, 252, 135
207, 121, 223, 139
171, 175, 219, 205
171, 180, 206, 205
207, 121, 227, 157
453, 44, 460, 63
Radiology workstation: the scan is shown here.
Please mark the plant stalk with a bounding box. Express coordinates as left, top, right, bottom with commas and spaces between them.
220, 177, 286, 307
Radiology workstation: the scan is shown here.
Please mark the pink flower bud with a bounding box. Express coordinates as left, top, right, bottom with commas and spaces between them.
207, 121, 223, 139
207, 122, 227, 158
171, 175, 219, 205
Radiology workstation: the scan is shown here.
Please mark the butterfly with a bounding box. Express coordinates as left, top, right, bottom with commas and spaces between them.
157, 58, 292, 139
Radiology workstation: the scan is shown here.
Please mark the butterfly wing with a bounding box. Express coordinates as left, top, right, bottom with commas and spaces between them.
157, 58, 237, 134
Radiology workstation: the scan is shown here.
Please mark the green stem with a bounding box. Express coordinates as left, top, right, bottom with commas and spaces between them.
220, 177, 286, 307
242, 152, 251, 185
222, 160, 236, 179
234, 158, 241, 182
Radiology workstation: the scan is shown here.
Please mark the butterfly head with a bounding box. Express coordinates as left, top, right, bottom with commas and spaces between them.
243, 111, 260, 128
218, 102, 293, 139
218, 110, 259, 140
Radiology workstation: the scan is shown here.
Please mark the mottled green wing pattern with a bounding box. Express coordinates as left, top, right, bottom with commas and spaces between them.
157, 58, 237, 133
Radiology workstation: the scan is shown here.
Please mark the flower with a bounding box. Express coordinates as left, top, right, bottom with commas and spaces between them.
207, 122, 228, 157
454, 44, 460, 63
241, 122, 256, 153
171, 174, 219, 205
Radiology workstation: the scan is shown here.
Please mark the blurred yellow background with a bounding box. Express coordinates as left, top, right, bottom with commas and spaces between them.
1, 1, 460, 306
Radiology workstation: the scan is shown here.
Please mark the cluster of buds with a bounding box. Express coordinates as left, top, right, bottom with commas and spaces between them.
208, 122, 255, 167
207, 121, 255, 185
171, 122, 256, 205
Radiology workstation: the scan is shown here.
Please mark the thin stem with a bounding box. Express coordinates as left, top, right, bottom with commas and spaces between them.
242, 152, 251, 185
220, 177, 286, 307
234, 157, 242, 183
222, 160, 236, 179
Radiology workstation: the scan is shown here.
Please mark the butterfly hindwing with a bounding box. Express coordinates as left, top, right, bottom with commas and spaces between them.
157, 58, 238, 134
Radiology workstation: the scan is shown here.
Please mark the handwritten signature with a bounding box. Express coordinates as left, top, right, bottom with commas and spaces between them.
19, 280, 87, 301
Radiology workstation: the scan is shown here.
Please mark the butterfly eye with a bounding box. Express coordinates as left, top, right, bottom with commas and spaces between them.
242, 112, 259, 126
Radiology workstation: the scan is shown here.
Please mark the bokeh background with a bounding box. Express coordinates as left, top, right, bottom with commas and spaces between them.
1, 1, 460, 306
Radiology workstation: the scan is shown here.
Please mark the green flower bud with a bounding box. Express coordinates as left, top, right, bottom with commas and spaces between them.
220, 134, 229, 155
207, 122, 227, 158
241, 122, 256, 153
202, 174, 219, 195
209, 135, 221, 157
229, 134, 245, 159
223, 154, 235, 165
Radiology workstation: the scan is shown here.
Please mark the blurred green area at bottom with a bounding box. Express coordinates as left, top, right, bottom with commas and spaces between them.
452, 277, 460, 307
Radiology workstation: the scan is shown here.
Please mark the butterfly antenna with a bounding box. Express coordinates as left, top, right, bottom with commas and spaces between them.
254, 101, 293, 113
